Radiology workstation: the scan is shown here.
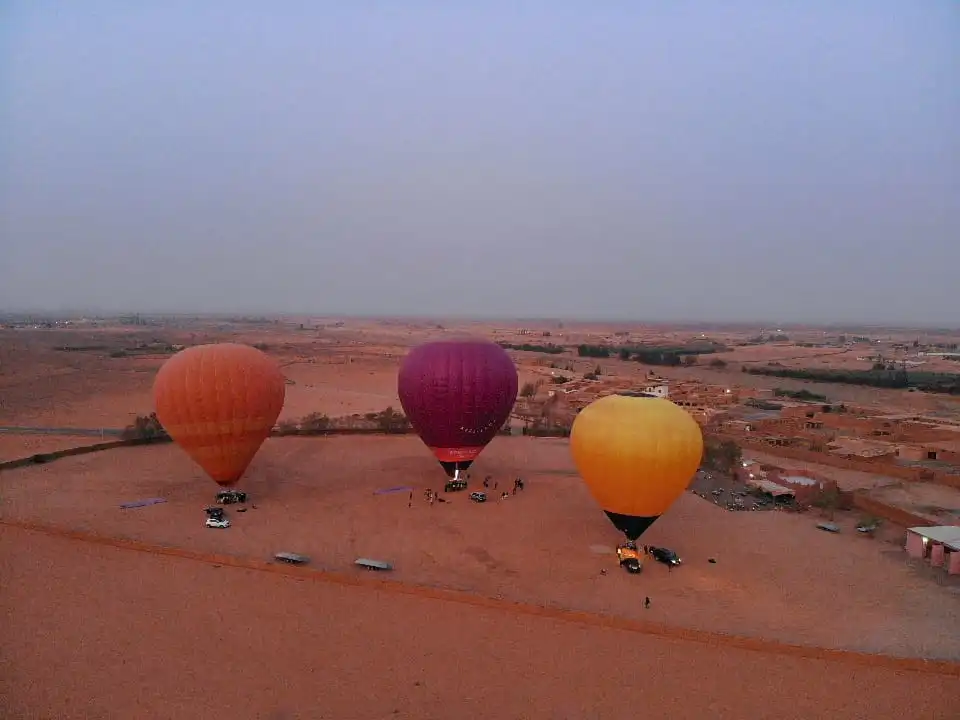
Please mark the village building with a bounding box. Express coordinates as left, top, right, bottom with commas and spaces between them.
905, 526, 960, 575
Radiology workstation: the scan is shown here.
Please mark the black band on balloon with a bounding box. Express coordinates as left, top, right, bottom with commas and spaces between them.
604, 511, 660, 541
439, 460, 474, 478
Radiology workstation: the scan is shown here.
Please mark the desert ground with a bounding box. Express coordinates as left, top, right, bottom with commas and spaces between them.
2, 318, 959, 718
3, 434, 960, 661
6, 525, 956, 720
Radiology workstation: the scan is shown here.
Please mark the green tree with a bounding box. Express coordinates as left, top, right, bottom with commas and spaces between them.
703, 438, 742, 474
376, 406, 411, 433
300, 412, 331, 435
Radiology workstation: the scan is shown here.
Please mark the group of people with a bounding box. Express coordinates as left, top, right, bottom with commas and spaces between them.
484, 475, 525, 500
409, 474, 527, 507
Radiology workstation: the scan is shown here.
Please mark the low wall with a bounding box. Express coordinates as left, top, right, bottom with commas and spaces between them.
273, 427, 416, 437
0, 436, 173, 472
0, 427, 557, 473
850, 493, 932, 529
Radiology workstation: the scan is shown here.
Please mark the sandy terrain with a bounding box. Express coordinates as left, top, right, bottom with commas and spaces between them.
672, 364, 960, 416
4, 319, 960, 717
5, 526, 956, 720
869, 482, 960, 524
0, 324, 552, 427
3, 322, 957, 429
3, 435, 958, 661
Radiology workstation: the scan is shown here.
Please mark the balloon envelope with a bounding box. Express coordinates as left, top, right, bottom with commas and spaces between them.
154, 343, 286, 486
398, 340, 518, 477
570, 394, 703, 540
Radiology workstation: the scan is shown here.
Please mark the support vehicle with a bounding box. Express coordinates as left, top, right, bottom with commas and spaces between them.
206, 517, 231, 529
616, 542, 643, 574
444, 479, 468, 492
216, 490, 247, 505
649, 546, 682, 567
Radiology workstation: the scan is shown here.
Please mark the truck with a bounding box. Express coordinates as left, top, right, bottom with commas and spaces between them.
616, 542, 643, 574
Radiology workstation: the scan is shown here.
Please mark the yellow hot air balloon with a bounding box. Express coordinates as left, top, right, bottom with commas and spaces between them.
570, 394, 703, 540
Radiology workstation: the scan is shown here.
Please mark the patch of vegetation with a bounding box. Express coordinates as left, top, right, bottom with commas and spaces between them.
743, 365, 960, 394
275, 419, 301, 436
551, 375, 571, 384
595, 342, 725, 366
56, 345, 110, 352
523, 419, 572, 437
578, 344, 612, 359
773, 387, 828, 402
498, 342, 565, 354
278, 407, 413, 435
121, 413, 169, 441
520, 382, 537, 398
375, 406, 411, 433
811, 484, 843, 519
709, 357, 727, 368
743, 398, 783, 410
702, 437, 742, 474
299, 412, 332, 435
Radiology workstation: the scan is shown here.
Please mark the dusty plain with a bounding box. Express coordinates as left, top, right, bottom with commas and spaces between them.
2, 317, 959, 718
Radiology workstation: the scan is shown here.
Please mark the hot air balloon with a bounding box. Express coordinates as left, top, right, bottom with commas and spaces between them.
154, 343, 286, 488
570, 393, 703, 541
398, 339, 518, 477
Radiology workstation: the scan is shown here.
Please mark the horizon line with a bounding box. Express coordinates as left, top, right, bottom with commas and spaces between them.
1, 308, 956, 332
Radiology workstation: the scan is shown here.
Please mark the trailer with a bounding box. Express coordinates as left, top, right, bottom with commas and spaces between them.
355, 558, 393, 572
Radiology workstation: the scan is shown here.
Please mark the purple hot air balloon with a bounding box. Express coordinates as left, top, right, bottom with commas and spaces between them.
398, 339, 519, 477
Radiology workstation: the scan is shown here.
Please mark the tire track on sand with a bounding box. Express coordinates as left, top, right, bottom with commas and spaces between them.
3, 519, 958, 677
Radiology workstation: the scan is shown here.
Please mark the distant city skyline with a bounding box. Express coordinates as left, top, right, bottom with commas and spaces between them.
2, 2, 957, 325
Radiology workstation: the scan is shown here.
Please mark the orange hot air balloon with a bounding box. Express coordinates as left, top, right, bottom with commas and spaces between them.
153, 343, 285, 487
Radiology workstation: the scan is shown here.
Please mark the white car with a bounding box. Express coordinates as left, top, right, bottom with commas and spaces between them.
206, 517, 231, 529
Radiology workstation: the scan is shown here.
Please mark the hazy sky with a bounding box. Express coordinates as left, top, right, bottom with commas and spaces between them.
2, 2, 957, 324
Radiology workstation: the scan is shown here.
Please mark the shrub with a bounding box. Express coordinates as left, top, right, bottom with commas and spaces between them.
275, 419, 300, 436
376, 406, 411, 433
122, 413, 168, 441
299, 412, 331, 435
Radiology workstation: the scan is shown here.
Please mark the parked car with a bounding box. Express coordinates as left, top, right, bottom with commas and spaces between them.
205, 517, 231, 529
649, 546, 682, 567
469, 491, 487, 503
204, 506, 225, 520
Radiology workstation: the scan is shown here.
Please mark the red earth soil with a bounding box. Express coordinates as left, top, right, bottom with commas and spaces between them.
3, 525, 958, 720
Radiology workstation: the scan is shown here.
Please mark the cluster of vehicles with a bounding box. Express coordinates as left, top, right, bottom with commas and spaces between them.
442, 472, 489, 503
204, 489, 249, 528
616, 542, 682, 574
